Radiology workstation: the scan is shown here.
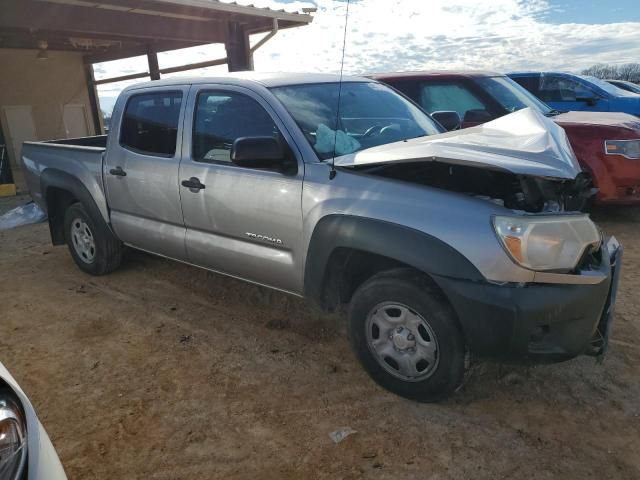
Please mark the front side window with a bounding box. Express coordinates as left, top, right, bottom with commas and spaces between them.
193, 91, 280, 163
419, 82, 488, 121
271, 82, 440, 160
538, 75, 590, 102
120, 91, 182, 156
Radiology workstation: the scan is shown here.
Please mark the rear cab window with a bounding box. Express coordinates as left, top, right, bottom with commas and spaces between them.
120, 91, 183, 156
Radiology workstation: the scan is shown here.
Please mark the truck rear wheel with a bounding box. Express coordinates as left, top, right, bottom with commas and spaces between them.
348, 269, 465, 402
63, 202, 122, 275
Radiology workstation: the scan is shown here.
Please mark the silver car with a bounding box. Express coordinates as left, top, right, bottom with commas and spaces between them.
21, 73, 621, 401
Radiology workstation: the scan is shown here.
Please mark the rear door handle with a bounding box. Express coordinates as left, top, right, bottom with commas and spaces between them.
181, 177, 205, 191
109, 166, 127, 177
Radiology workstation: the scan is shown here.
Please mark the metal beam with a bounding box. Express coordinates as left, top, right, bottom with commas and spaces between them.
94, 71, 150, 85
250, 19, 278, 54
0, 0, 227, 44
159, 57, 227, 75
147, 45, 161, 80
90, 56, 232, 85
83, 63, 104, 134
83, 40, 200, 64
225, 22, 252, 72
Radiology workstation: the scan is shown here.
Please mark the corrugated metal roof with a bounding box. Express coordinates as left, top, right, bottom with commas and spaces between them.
40, 0, 314, 24
148, 0, 314, 22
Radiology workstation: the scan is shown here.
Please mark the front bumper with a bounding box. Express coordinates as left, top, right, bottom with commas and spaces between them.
433, 238, 622, 362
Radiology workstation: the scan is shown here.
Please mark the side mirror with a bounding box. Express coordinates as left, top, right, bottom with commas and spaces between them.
431, 111, 461, 131
231, 136, 295, 173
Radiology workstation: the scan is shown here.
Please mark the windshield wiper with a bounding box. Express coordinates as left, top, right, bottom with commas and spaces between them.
545, 109, 565, 116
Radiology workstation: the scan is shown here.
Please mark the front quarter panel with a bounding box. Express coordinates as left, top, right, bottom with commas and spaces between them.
301, 162, 536, 285
610, 97, 640, 117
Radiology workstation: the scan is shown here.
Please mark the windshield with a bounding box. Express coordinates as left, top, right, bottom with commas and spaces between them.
618, 81, 640, 94
475, 76, 554, 115
579, 75, 639, 97
271, 82, 441, 160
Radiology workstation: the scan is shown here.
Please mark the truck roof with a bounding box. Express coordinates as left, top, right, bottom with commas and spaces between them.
123, 72, 373, 91
368, 70, 502, 81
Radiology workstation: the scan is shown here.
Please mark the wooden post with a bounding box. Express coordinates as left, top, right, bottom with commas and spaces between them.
225, 22, 253, 72
147, 45, 161, 80
83, 62, 104, 135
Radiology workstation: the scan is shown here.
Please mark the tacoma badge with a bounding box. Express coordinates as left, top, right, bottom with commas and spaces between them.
245, 232, 283, 245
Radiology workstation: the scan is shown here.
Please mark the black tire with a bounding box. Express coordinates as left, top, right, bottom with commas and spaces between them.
63, 202, 122, 275
348, 268, 466, 402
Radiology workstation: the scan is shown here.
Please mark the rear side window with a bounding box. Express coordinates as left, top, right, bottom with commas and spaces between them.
120, 91, 183, 156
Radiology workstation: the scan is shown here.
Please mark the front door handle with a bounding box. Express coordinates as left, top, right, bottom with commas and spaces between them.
181, 177, 205, 192
109, 166, 127, 177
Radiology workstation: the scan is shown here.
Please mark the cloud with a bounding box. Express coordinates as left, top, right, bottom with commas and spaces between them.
249, 0, 640, 74
96, 0, 640, 107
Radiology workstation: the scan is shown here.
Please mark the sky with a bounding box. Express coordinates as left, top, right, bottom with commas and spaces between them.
95, 0, 640, 114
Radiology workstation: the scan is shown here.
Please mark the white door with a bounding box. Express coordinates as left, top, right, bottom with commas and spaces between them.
63, 104, 90, 138
3, 106, 37, 166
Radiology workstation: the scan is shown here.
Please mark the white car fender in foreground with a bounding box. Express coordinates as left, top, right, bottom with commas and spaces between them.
0, 361, 67, 480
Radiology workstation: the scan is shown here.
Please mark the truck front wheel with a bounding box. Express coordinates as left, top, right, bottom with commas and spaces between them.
348, 269, 466, 402
63, 202, 122, 275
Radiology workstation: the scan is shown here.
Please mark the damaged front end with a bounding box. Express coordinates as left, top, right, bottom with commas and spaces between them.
354, 161, 595, 213
337, 108, 596, 212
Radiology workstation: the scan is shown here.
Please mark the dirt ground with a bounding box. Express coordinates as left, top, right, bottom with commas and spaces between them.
1, 203, 639, 479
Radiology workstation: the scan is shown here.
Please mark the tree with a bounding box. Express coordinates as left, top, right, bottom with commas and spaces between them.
581, 63, 640, 83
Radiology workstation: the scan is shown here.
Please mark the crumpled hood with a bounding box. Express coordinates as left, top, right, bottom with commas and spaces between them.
336, 108, 582, 179
553, 110, 640, 131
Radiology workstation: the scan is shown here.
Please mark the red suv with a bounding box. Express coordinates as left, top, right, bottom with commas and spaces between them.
371, 71, 640, 205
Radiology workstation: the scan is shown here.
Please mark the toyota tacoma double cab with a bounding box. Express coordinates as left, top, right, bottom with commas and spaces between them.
21, 73, 621, 402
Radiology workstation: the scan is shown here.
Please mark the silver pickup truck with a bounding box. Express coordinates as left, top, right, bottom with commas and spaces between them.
22, 73, 621, 402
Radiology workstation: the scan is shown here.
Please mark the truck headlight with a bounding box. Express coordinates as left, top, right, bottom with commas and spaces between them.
605, 139, 640, 159
0, 391, 27, 480
493, 215, 601, 272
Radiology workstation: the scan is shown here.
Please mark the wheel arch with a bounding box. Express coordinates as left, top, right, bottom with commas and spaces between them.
303, 215, 483, 312
40, 168, 113, 245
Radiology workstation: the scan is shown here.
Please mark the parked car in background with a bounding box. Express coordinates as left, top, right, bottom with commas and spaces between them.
20, 73, 621, 402
606, 79, 640, 95
507, 72, 640, 116
0, 361, 67, 479
372, 71, 640, 204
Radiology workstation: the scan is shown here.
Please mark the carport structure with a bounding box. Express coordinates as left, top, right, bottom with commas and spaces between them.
0, 0, 313, 193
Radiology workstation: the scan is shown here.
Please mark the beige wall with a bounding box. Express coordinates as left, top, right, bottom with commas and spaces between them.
0, 49, 96, 190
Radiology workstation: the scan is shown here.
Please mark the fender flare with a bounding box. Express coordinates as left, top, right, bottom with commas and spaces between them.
40, 168, 114, 244
303, 214, 484, 307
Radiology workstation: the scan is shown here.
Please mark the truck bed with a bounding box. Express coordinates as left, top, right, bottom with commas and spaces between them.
46, 135, 108, 148
21, 135, 109, 220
